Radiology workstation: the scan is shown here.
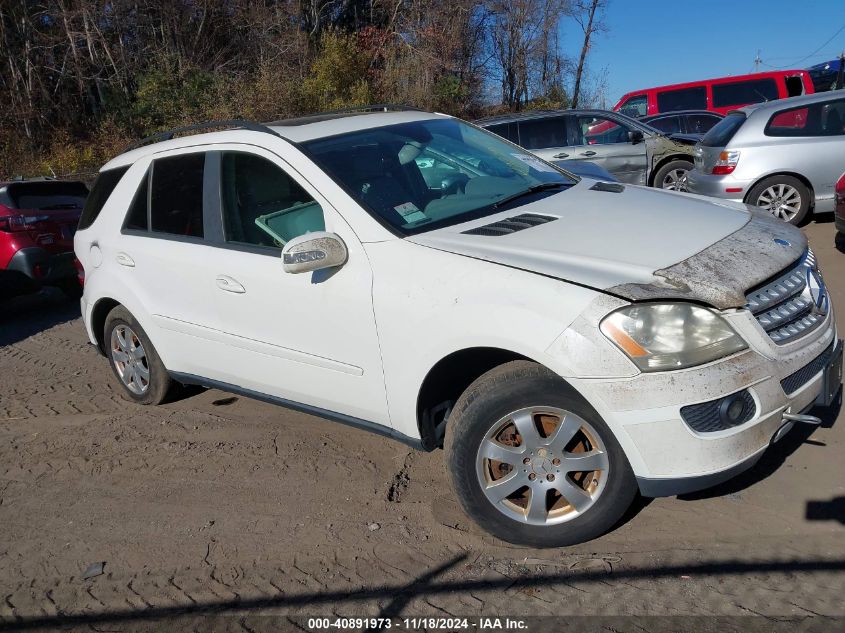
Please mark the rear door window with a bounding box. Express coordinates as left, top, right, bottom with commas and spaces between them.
701, 112, 746, 147
712, 79, 778, 108
78, 167, 128, 230
646, 116, 681, 134
684, 113, 721, 134
150, 154, 205, 238
517, 116, 568, 149
656, 87, 707, 112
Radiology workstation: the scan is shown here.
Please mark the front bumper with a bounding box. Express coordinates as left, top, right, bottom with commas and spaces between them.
686, 168, 753, 201
6, 247, 76, 285
554, 300, 839, 497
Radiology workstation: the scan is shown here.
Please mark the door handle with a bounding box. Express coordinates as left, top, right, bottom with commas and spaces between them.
580, 150, 597, 157
216, 275, 245, 294
553, 152, 569, 159
115, 252, 135, 267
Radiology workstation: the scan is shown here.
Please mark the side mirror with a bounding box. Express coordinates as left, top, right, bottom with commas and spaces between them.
282, 232, 348, 274
628, 130, 644, 144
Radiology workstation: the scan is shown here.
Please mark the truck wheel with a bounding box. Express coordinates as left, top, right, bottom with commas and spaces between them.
445, 361, 637, 547
653, 159, 693, 191
747, 175, 811, 225
104, 306, 173, 405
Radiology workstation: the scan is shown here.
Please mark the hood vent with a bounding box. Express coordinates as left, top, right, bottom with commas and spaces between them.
463, 213, 557, 236
590, 181, 625, 193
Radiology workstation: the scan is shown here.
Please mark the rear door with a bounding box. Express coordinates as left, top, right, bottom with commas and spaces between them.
570, 114, 648, 184
115, 150, 223, 371
514, 116, 571, 162
711, 78, 779, 114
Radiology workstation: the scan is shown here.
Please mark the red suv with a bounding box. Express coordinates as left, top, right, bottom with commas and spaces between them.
836, 172, 845, 237
0, 178, 88, 299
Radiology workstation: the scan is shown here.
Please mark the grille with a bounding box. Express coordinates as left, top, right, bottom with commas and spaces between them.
462, 213, 556, 236
780, 342, 835, 395
680, 390, 756, 433
744, 249, 827, 344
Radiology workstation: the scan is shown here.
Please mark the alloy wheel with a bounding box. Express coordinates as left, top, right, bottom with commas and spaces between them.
661, 168, 689, 191
475, 406, 610, 525
757, 184, 802, 222
110, 324, 150, 395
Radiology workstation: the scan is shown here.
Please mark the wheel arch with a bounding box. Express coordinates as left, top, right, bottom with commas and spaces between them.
648, 154, 694, 187
742, 171, 815, 204
90, 297, 121, 355
416, 346, 536, 451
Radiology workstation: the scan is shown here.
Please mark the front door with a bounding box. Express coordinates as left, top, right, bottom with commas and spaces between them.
200, 146, 390, 425
571, 114, 649, 185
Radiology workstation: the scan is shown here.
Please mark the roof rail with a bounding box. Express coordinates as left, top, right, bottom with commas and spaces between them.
317, 103, 424, 115
124, 119, 282, 152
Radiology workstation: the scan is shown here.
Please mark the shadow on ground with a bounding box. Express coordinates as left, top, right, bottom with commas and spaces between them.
2, 555, 843, 632
0, 288, 81, 346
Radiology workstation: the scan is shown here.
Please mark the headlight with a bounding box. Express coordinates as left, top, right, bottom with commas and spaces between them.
600, 303, 747, 372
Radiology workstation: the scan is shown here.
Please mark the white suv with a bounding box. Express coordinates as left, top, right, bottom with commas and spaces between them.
75, 108, 841, 547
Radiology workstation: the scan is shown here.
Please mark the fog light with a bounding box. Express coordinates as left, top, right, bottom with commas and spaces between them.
719, 394, 747, 426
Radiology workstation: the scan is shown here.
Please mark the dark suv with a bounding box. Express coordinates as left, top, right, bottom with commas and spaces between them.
476, 109, 697, 191
0, 178, 88, 299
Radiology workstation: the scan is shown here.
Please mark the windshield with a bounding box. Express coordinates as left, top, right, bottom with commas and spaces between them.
302, 118, 577, 235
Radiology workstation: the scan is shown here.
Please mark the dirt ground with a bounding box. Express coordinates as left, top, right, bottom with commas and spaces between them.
1, 218, 844, 632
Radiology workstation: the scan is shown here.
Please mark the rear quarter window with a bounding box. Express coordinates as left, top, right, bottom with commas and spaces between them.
700, 113, 746, 147
765, 98, 845, 137
78, 167, 129, 230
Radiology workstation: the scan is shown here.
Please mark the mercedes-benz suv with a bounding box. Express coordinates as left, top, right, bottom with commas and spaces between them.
74, 108, 840, 547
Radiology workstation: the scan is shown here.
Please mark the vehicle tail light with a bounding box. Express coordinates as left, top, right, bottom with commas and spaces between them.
74, 256, 85, 287
836, 172, 845, 196
0, 214, 48, 232
712, 151, 740, 175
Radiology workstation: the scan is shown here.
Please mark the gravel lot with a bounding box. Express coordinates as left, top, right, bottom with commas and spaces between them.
1, 218, 844, 632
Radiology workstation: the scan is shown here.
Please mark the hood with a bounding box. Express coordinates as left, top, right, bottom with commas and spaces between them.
408, 179, 806, 309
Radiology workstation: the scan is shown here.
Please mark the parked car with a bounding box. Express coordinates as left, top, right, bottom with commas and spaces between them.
476, 109, 695, 190
808, 58, 843, 93
614, 70, 814, 118
640, 110, 723, 138
835, 172, 845, 236
686, 91, 845, 225
76, 110, 840, 548
0, 178, 88, 299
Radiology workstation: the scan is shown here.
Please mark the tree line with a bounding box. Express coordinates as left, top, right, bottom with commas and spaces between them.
0, 0, 608, 180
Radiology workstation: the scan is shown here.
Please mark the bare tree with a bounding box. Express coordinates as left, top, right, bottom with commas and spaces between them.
567, 0, 607, 109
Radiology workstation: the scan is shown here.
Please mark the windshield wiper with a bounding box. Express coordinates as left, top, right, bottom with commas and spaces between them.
493, 182, 570, 209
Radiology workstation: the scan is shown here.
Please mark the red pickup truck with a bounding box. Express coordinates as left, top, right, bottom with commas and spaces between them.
0, 178, 88, 300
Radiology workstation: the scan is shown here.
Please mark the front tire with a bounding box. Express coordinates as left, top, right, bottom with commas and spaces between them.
747, 175, 811, 225
653, 159, 693, 191
445, 361, 637, 547
104, 306, 173, 405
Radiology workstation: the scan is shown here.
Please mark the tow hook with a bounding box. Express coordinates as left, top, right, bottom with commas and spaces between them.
782, 412, 822, 425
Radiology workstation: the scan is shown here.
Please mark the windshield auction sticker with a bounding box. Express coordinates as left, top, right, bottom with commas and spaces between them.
510, 153, 558, 173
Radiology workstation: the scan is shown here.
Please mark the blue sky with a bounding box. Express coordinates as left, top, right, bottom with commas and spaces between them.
559, 0, 845, 105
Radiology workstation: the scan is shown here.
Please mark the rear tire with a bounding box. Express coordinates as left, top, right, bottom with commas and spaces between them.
653, 159, 693, 191
747, 175, 811, 225
104, 306, 173, 405
445, 361, 637, 547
